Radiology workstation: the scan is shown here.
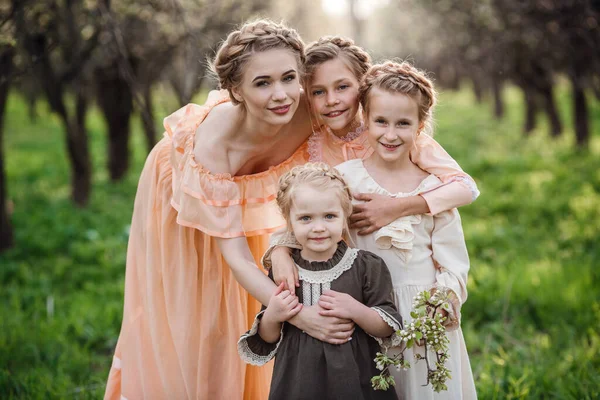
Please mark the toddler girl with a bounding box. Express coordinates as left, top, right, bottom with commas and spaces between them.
238, 163, 402, 400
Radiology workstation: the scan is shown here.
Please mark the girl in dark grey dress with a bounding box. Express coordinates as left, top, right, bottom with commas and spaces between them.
238, 163, 402, 400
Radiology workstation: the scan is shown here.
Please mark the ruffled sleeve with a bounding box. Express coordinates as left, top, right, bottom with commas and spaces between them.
411, 133, 480, 215
237, 309, 285, 366
373, 215, 422, 264
430, 209, 470, 330
164, 95, 309, 238
358, 251, 403, 348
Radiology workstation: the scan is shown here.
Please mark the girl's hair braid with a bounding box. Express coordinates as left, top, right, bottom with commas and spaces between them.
209, 19, 306, 105
304, 36, 372, 86
359, 60, 437, 135
277, 162, 353, 234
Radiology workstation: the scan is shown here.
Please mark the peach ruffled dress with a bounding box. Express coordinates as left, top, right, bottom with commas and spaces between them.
104, 97, 309, 400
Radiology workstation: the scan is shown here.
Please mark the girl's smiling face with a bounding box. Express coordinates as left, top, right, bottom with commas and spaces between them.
308, 57, 361, 134
289, 184, 345, 262
366, 87, 421, 167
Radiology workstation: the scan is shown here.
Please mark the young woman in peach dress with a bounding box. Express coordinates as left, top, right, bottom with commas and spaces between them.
103, 20, 330, 400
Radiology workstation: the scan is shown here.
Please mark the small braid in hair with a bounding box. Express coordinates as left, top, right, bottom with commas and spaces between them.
359, 60, 437, 135
277, 163, 353, 231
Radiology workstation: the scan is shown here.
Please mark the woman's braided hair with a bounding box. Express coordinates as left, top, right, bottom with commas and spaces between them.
209, 19, 305, 105
304, 36, 372, 86
359, 61, 437, 135
277, 162, 353, 233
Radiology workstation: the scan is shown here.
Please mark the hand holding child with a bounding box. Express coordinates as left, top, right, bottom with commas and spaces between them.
264, 282, 302, 324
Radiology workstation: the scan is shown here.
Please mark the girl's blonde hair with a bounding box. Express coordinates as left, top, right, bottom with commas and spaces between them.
359, 61, 437, 135
304, 36, 372, 86
277, 162, 353, 234
210, 19, 305, 105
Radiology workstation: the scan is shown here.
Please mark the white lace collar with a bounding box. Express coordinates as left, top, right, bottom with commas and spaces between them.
296, 247, 359, 285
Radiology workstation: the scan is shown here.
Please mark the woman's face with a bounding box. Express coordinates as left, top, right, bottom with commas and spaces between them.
308, 57, 361, 132
232, 49, 301, 126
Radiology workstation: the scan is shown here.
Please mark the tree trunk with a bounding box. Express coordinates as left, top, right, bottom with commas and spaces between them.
491, 76, 505, 119
523, 86, 538, 135
472, 77, 483, 104
64, 88, 91, 206
96, 67, 133, 181
539, 84, 562, 137
141, 84, 157, 153
0, 48, 14, 251
572, 77, 589, 148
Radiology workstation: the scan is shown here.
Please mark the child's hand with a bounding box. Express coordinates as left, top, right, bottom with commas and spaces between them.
318, 290, 359, 320
264, 282, 303, 324
350, 193, 398, 235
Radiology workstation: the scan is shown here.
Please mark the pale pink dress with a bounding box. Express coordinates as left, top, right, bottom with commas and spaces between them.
104, 96, 309, 400
307, 123, 479, 214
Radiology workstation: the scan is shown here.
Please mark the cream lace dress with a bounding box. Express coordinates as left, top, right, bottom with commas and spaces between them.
336, 159, 477, 400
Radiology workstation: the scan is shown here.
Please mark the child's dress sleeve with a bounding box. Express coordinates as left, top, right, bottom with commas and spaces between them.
358, 251, 404, 348
430, 209, 470, 331
237, 272, 285, 366
411, 133, 480, 215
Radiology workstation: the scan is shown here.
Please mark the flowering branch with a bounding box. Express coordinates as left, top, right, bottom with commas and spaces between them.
371, 289, 453, 392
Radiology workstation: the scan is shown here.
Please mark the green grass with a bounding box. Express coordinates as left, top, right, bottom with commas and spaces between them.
1, 86, 599, 399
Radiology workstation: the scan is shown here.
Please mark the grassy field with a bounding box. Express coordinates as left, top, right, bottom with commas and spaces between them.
1, 86, 599, 399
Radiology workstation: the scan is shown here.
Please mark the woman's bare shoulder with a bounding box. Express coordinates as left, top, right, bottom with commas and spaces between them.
193, 103, 240, 174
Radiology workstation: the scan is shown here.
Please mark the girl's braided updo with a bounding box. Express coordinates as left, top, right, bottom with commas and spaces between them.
210, 20, 306, 105
304, 36, 372, 86
359, 61, 437, 135
277, 162, 353, 233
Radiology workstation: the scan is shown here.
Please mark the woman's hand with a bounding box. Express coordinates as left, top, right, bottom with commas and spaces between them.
350, 193, 430, 235
318, 290, 360, 320
271, 246, 299, 292
288, 304, 355, 344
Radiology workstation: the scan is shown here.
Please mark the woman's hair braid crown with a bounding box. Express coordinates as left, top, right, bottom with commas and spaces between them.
210, 19, 305, 105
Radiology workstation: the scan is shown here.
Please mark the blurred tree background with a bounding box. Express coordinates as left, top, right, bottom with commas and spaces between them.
1, 0, 599, 398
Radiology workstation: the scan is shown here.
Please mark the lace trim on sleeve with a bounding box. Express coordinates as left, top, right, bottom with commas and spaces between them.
452, 175, 480, 201
237, 310, 285, 366
371, 307, 403, 349
261, 231, 302, 270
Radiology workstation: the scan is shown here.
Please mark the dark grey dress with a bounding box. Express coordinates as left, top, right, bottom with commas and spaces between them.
238, 241, 402, 400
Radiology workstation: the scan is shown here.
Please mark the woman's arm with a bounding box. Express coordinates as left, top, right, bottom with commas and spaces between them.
216, 237, 277, 306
